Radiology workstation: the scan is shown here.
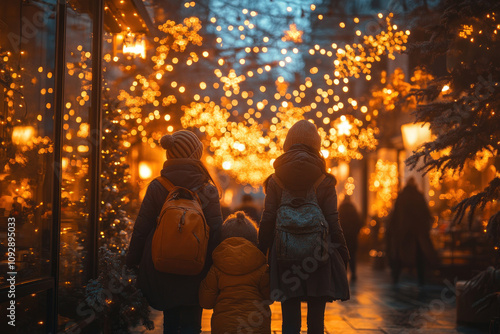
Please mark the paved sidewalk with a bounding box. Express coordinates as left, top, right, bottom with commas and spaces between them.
131, 263, 488, 333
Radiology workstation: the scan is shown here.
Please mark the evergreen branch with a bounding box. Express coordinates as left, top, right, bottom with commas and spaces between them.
407, 80, 500, 176
404, 0, 500, 231
486, 211, 500, 245
453, 178, 500, 225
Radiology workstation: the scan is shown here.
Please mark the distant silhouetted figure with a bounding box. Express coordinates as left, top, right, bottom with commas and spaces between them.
386, 177, 437, 286
236, 194, 261, 223
220, 204, 232, 221
339, 195, 363, 282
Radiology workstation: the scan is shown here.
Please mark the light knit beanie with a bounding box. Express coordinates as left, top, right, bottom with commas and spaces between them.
160, 130, 203, 160
283, 119, 321, 152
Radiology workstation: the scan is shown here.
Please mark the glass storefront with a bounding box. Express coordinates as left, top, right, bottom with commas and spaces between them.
58, 0, 95, 330
0, 0, 154, 331
0, 0, 103, 332
0, 0, 56, 290
0, 1, 58, 332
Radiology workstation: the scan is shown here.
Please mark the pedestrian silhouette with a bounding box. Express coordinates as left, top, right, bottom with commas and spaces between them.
236, 193, 261, 223
220, 203, 232, 221
386, 177, 438, 286
339, 195, 363, 282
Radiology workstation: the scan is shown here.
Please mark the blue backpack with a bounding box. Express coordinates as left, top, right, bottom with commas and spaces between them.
272, 174, 329, 266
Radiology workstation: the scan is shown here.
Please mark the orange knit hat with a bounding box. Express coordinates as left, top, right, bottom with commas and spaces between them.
283, 120, 321, 152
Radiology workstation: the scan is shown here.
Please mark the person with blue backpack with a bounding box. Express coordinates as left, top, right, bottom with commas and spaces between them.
259, 120, 350, 334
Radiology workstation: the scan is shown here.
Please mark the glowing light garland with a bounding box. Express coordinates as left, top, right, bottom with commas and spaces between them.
181, 101, 230, 137
333, 13, 409, 80
181, 102, 309, 185
0, 49, 53, 214
56, 10, 416, 187
319, 115, 378, 161
282, 23, 303, 43
2, 10, 416, 191
174, 13, 409, 185
369, 159, 399, 218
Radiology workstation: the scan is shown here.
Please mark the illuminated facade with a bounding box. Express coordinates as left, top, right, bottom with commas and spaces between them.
0, 0, 156, 332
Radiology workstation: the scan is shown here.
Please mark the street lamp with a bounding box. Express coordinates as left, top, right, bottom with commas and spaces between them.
401, 122, 432, 191
122, 33, 146, 59
401, 122, 431, 151
11, 125, 35, 145
138, 161, 153, 180
113, 33, 146, 59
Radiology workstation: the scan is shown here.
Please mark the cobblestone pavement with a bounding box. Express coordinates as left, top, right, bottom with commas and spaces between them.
131, 262, 489, 333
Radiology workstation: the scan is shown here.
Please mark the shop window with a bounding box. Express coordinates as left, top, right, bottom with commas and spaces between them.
0, 290, 49, 333
58, 0, 94, 330
0, 0, 56, 287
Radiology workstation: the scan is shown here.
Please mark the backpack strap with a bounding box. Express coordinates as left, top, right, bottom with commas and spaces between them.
271, 174, 285, 190
156, 176, 204, 206
155, 176, 176, 192
313, 174, 326, 192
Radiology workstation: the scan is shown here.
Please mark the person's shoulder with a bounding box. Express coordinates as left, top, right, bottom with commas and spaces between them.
319, 173, 337, 188
263, 174, 272, 187
147, 177, 167, 194
263, 174, 279, 193
199, 183, 219, 200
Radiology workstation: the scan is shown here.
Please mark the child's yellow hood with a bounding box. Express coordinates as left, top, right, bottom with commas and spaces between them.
212, 237, 266, 275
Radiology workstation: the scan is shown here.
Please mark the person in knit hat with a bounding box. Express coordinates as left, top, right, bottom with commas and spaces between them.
200, 211, 271, 334
259, 119, 350, 334
160, 130, 204, 160
127, 129, 223, 334
220, 211, 259, 245
282, 119, 322, 153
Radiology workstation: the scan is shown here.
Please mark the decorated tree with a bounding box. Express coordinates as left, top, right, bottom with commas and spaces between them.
83, 247, 153, 333
100, 87, 136, 253
52, 44, 153, 331
404, 0, 500, 245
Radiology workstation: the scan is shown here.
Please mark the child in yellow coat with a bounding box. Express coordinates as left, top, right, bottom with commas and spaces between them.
199, 211, 271, 334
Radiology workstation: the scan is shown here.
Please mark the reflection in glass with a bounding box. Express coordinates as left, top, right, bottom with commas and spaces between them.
0, 290, 48, 333
0, 0, 56, 287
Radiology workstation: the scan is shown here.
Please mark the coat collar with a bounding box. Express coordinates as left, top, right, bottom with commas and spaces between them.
273, 145, 326, 191
160, 159, 209, 190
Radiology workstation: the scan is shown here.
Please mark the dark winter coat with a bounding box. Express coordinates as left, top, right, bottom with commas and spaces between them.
386, 184, 438, 268
338, 200, 363, 251
126, 159, 223, 310
258, 145, 350, 302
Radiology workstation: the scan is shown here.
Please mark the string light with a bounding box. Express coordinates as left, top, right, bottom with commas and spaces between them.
333, 14, 409, 80
369, 159, 398, 217
282, 23, 304, 43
